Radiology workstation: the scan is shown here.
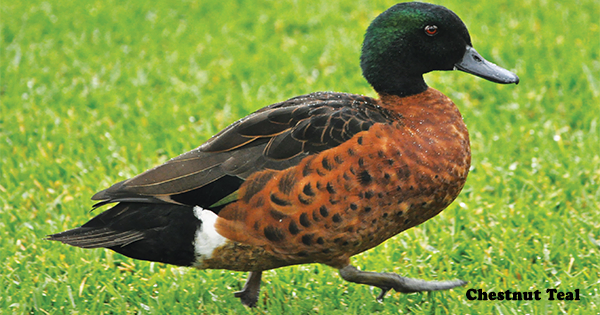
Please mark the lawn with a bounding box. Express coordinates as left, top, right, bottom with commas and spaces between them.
1, 0, 598, 313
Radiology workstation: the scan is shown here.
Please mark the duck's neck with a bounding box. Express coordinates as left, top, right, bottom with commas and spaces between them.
363, 68, 428, 97
361, 41, 430, 97
376, 76, 428, 97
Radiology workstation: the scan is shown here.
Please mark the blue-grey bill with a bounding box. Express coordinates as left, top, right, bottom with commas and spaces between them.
454, 46, 519, 84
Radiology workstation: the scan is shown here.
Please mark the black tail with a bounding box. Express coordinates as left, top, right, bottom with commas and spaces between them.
47, 203, 201, 266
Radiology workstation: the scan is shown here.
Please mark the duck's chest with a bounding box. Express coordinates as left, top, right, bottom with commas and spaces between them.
338, 98, 471, 254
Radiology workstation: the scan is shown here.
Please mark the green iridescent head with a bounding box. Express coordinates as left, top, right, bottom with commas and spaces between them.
361, 2, 519, 96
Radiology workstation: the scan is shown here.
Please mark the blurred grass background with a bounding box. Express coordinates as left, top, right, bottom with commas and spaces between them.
1, 0, 599, 313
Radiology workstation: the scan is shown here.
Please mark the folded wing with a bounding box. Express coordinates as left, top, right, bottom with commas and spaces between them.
92, 92, 398, 212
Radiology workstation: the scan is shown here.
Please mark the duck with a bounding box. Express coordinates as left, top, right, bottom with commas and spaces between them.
48, 1, 519, 307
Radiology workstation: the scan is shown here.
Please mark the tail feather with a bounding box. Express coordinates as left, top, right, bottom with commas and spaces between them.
47, 202, 202, 266
47, 228, 144, 248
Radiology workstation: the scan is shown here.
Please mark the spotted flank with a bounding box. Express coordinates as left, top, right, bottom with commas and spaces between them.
47, 2, 519, 308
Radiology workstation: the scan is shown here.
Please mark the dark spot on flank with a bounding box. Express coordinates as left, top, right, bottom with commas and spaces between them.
322, 157, 333, 171
404, 219, 410, 225
269, 209, 288, 221
312, 210, 321, 222
334, 237, 342, 243
302, 163, 313, 177
303, 183, 315, 196
298, 194, 312, 205
364, 191, 374, 199
350, 203, 358, 211
320, 205, 329, 217
364, 206, 372, 213
242, 170, 276, 202
343, 172, 351, 181
270, 193, 291, 206
387, 159, 394, 165
378, 151, 385, 158
396, 211, 404, 217
384, 173, 391, 180
357, 136, 363, 145
299, 213, 311, 227
264, 226, 286, 242
316, 168, 326, 176
297, 251, 308, 257
253, 221, 260, 231
358, 170, 372, 186
278, 171, 295, 195
410, 186, 414, 190
350, 167, 356, 175
289, 221, 301, 235
326, 182, 336, 194
316, 237, 324, 245
329, 198, 339, 205
332, 214, 342, 223
302, 234, 314, 246
322, 248, 331, 254
382, 213, 389, 218
396, 186, 402, 191
378, 192, 384, 198
347, 227, 354, 232
334, 155, 344, 164
372, 219, 377, 224
348, 148, 355, 156
358, 158, 365, 167
434, 175, 439, 178
422, 202, 427, 206
316, 181, 322, 190
342, 241, 349, 246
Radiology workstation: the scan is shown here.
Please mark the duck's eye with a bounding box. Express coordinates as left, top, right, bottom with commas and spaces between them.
424, 25, 438, 36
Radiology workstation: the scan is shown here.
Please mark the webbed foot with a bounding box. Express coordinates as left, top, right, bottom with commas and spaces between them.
339, 265, 466, 301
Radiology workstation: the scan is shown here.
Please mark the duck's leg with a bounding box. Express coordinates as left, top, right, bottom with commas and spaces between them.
234, 271, 263, 307
339, 265, 466, 301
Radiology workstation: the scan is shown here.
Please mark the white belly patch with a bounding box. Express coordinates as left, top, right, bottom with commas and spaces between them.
192, 206, 227, 264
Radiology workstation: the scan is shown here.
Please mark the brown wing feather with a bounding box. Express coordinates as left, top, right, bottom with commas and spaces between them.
92, 92, 398, 210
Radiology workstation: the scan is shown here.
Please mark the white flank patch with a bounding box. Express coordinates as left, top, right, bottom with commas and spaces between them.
192, 206, 227, 263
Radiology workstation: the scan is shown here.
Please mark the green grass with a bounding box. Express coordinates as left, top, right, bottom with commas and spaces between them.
1, 0, 598, 313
